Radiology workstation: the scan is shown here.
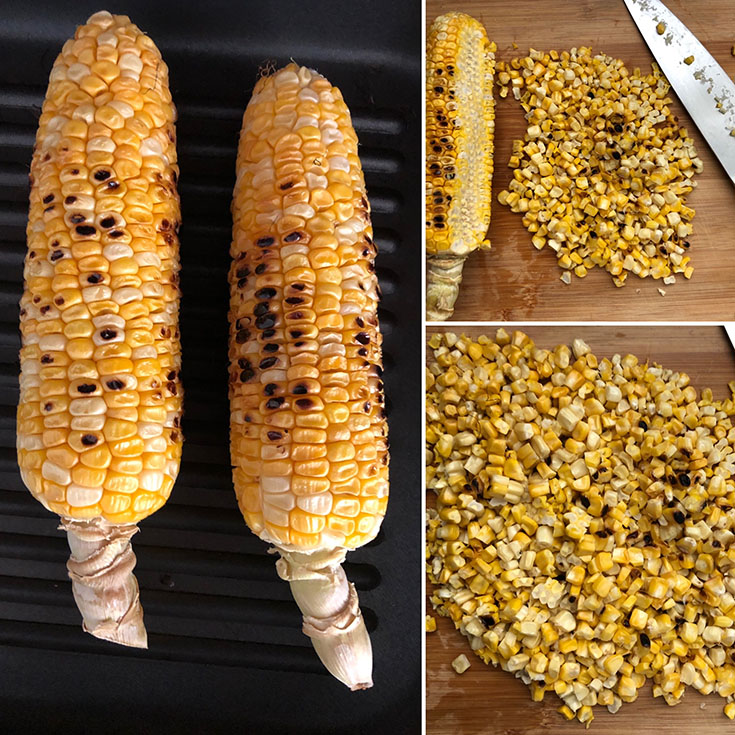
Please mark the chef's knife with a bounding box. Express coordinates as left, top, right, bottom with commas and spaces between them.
623, 0, 735, 185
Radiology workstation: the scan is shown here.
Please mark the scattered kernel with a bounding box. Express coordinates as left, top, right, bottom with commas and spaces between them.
452, 654, 471, 674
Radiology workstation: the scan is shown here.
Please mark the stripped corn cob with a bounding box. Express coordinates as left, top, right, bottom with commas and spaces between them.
425, 12, 495, 321
229, 63, 389, 689
17, 11, 183, 648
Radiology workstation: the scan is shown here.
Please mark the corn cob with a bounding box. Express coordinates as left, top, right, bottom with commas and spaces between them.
425, 12, 495, 321
17, 11, 183, 648
229, 63, 389, 689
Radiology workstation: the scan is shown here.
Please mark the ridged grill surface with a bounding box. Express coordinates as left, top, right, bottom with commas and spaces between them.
0, 2, 420, 733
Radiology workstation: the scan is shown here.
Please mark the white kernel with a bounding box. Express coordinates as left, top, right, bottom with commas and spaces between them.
66, 63, 91, 83
296, 492, 333, 515
69, 397, 106, 416
67, 485, 103, 507
42, 460, 71, 485
139, 470, 164, 492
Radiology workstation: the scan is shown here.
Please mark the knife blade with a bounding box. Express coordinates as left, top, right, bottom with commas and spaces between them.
623, 0, 735, 185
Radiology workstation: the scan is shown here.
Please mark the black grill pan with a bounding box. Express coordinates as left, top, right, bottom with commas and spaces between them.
0, 1, 421, 732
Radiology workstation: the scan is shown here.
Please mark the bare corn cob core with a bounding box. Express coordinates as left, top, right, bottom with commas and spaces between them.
229, 63, 389, 689
17, 10, 183, 647
425, 12, 495, 321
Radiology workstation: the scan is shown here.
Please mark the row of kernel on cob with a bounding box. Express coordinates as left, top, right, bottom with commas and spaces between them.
18, 10, 389, 689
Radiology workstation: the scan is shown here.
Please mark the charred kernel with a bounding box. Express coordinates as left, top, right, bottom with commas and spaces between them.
40, 305, 50, 315
279, 182, 294, 190
264, 383, 277, 396
285, 297, 303, 305
255, 264, 267, 274
43, 194, 54, 204
100, 217, 115, 228
167, 382, 177, 395
40, 355, 53, 364
283, 232, 302, 243
236, 267, 251, 279
363, 402, 371, 412
259, 357, 278, 369
679, 474, 691, 487
262, 329, 276, 339
267, 431, 282, 441
106, 379, 125, 390
54, 296, 65, 306
256, 314, 276, 329
236, 328, 250, 344
253, 303, 269, 317
107, 180, 119, 190
256, 237, 275, 247
87, 273, 103, 284
291, 283, 305, 291
256, 288, 276, 299
108, 230, 124, 238
357, 347, 368, 357
240, 368, 255, 382
292, 384, 308, 395
266, 397, 285, 409
170, 431, 179, 443
70, 213, 86, 224
50, 250, 64, 262
238, 358, 251, 369
356, 332, 370, 344
167, 371, 177, 381
674, 510, 685, 523
77, 383, 97, 394
100, 329, 117, 340
43, 402, 53, 412
64, 196, 76, 205
295, 398, 313, 409
237, 278, 247, 289
93, 169, 111, 181
290, 330, 303, 338
75, 225, 96, 236
263, 343, 279, 352
356, 317, 365, 328
640, 633, 651, 647
81, 434, 98, 447
638, 420, 648, 430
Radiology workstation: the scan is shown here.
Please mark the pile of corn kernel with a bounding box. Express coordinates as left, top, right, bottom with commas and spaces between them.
496, 48, 703, 287
427, 330, 735, 725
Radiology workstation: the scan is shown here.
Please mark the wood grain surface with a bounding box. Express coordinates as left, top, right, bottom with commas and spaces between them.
426, 0, 735, 322
426, 326, 735, 734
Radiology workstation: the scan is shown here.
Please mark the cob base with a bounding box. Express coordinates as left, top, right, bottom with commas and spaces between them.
62, 517, 147, 649
426, 253, 468, 322
276, 549, 372, 691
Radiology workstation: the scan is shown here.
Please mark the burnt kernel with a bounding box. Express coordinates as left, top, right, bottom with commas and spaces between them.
259, 356, 278, 369
355, 317, 365, 328
170, 431, 179, 443
107, 180, 119, 189
240, 368, 255, 382
279, 182, 294, 190
70, 213, 86, 224
284, 232, 302, 243
357, 347, 368, 357
291, 283, 305, 291
167, 370, 177, 381
235, 328, 250, 344
77, 383, 97, 394
43, 194, 56, 205
256, 287, 276, 299
290, 330, 303, 338
267, 431, 282, 441
253, 303, 269, 317
40, 305, 50, 315
238, 358, 251, 369
81, 434, 98, 446
355, 332, 370, 345
100, 216, 115, 228
294, 341, 305, 348
93, 169, 111, 181
264, 383, 277, 396
86, 273, 103, 284
256, 314, 276, 330
679, 473, 691, 487
70, 169, 79, 175
262, 329, 276, 339
108, 230, 124, 238
167, 382, 177, 395
40, 354, 52, 364
100, 329, 117, 340
263, 343, 279, 353
579, 495, 590, 508
237, 278, 247, 289
75, 225, 96, 236
106, 379, 125, 390
363, 402, 371, 413
54, 296, 65, 306
673, 510, 685, 523
255, 263, 267, 274
287, 311, 303, 320
285, 297, 303, 305
43, 402, 53, 412
638, 420, 648, 430
256, 237, 275, 247
295, 398, 313, 409
50, 250, 64, 262
292, 384, 308, 395
266, 397, 285, 409
237, 267, 251, 279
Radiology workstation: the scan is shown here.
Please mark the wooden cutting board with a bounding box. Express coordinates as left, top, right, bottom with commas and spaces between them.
426, 326, 735, 734
426, 0, 735, 321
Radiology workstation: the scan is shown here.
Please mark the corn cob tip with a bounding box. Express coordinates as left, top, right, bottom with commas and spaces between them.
62, 517, 147, 648
277, 549, 373, 690
426, 253, 467, 321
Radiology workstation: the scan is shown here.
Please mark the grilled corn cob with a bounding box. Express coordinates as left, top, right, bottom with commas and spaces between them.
229, 63, 389, 689
18, 11, 182, 648
425, 12, 495, 321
